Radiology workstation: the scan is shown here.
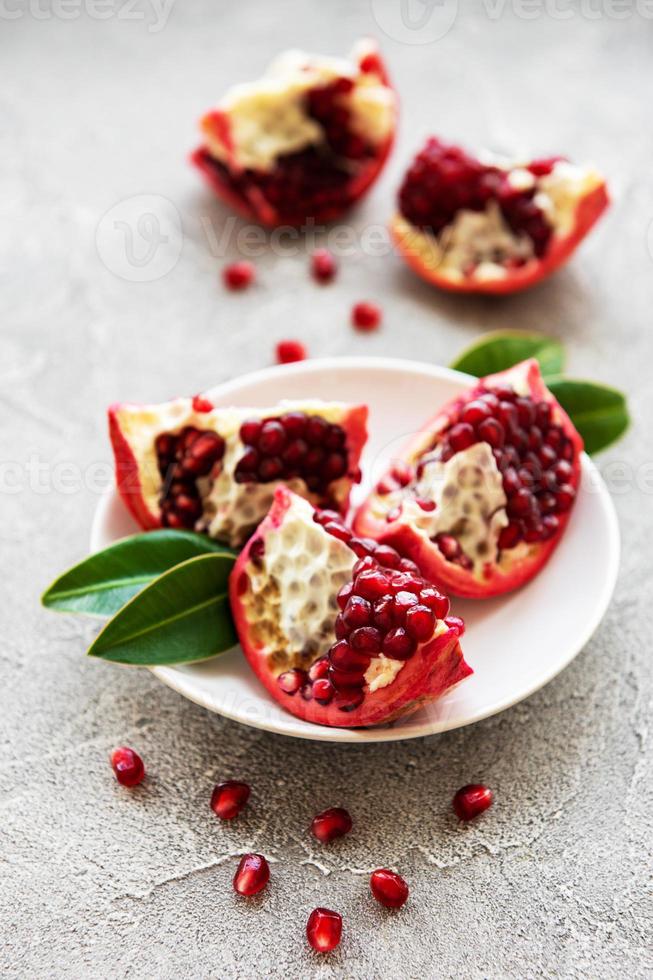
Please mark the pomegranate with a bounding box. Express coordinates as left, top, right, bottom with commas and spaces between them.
392, 137, 608, 294
275, 339, 307, 364
311, 807, 352, 843
229, 487, 471, 728
210, 780, 250, 820
233, 853, 270, 896
306, 908, 342, 953
110, 746, 145, 787
452, 784, 493, 821
192, 41, 396, 226
354, 360, 583, 598
109, 397, 367, 548
370, 868, 409, 908
351, 301, 382, 332
311, 249, 337, 283
223, 261, 255, 290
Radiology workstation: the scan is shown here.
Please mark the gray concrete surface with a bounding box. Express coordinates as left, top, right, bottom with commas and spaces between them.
2, 2, 652, 977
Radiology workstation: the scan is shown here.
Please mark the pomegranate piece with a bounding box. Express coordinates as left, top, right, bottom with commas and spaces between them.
276, 339, 307, 364
306, 908, 342, 953
229, 488, 471, 728
110, 746, 145, 787
210, 780, 250, 820
452, 784, 493, 821
370, 868, 409, 909
311, 248, 337, 283
193, 41, 396, 227
109, 397, 367, 548
354, 359, 583, 598
233, 853, 270, 896
223, 260, 255, 290
311, 807, 353, 843
352, 301, 382, 332
392, 136, 608, 294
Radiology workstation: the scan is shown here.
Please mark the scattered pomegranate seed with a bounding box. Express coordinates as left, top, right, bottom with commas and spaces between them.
192, 394, 214, 413
223, 260, 255, 290
452, 783, 494, 821
276, 339, 307, 364
210, 780, 251, 820
351, 301, 382, 332
306, 907, 342, 953
311, 248, 337, 283
311, 807, 353, 843
110, 746, 145, 787
233, 853, 270, 896
370, 868, 409, 908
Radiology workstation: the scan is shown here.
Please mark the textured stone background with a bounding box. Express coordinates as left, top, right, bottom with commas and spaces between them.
2, 1, 652, 977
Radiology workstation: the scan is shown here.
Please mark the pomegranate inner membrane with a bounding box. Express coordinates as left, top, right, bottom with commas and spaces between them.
155, 427, 225, 530
239, 497, 453, 715
398, 139, 557, 267
378, 381, 577, 566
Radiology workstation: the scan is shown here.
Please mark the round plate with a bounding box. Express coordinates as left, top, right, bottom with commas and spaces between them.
91, 357, 620, 743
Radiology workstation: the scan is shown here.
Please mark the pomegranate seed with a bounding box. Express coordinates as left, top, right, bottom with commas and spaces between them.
477, 417, 505, 448
449, 423, 475, 452
392, 590, 419, 623
342, 595, 373, 629
373, 596, 395, 631
313, 678, 335, 704
460, 399, 491, 426
329, 640, 371, 675
192, 394, 213, 413
277, 668, 307, 695
355, 569, 390, 602
444, 615, 465, 635
311, 806, 352, 843
336, 581, 354, 610
311, 248, 337, 283
352, 301, 381, 332
435, 533, 461, 560
349, 626, 382, 653
555, 484, 576, 511
350, 538, 378, 559
323, 520, 352, 543
405, 603, 436, 641
309, 657, 330, 681
306, 908, 342, 953
370, 868, 409, 909
210, 780, 250, 820
233, 853, 270, 896
419, 587, 449, 619
452, 784, 493, 821
498, 521, 522, 550
374, 544, 402, 569
110, 746, 145, 787
223, 260, 254, 290
382, 627, 416, 660
276, 339, 307, 364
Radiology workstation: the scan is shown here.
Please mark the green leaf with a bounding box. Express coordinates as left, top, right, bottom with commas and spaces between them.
87, 552, 237, 666
546, 378, 630, 454
451, 330, 565, 379
42, 530, 234, 617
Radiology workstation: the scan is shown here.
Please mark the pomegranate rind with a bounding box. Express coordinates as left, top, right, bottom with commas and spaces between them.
192, 41, 396, 227
108, 398, 368, 543
391, 180, 609, 295
229, 487, 472, 729
354, 360, 583, 599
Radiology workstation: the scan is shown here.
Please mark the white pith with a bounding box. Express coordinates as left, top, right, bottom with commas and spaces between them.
397, 159, 604, 282
114, 397, 356, 548
364, 655, 404, 692
202, 42, 396, 171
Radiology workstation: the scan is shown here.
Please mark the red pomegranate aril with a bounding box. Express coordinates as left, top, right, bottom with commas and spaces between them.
334, 614, 348, 640
419, 587, 449, 619
276, 339, 307, 364
350, 538, 378, 559
306, 908, 342, 953
405, 604, 436, 641
323, 452, 348, 481
192, 394, 213, 413
210, 780, 251, 820
498, 521, 522, 550
452, 783, 493, 821
283, 438, 308, 466
392, 590, 419, 622
110, 746, 145, 787
435, 533, 461, 560
416, 497, 436, 512
309, 657, 330, 681
508, 488, 535, 518
258, 456, 284, 481
497, 400, 519, 431
223, 260, 255, 290
258, 420, 286, 455
555, 484, 576, 511
329, 663, 367, 689
448, 423, 475, 452
233, 853, 270, 896
370, 868, 409, 909
355, 568, 390, 601
542, 514, 560, 538
390, 571, 422, 594
477, 417, 505, 448
515, 397, 536, 427
336, 581, 354, 610
352, 301, 382, 332
553, 459, 573, 483
306, 416, 329, 444
342, 595, 373, 629
313, 678, 335, 705
382, 627, 416, 660
329, 640, 371, 674
323, 521, 352, 544
349, 626, 382, 653
240, 419, 262, 446
460, 399, 491, 426
277, 668, 307, 695
311, 806, 352, 843
281, 411, 308, 438
373, 595, 395, 630
374, 544, 402, 568
445, 615, 465, 636
311, 248, 337, 283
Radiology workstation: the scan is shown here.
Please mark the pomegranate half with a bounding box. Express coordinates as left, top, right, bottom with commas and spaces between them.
229, 487, 471, 728
354, 360, 583, 598
192, 40, 397, 226
109, 397, 367, 548
392, 138, 608, 294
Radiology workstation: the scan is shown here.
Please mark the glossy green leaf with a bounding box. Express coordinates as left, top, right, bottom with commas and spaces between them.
451, 330, 565, 379
42, 530, 234, 617
547, 378, 630, 454
87, 552, 237, 665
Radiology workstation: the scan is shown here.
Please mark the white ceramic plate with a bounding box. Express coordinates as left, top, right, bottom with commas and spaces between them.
91, 358, 620, 743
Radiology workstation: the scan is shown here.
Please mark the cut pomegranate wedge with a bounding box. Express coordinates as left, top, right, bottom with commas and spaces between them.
109, 398, 367, 548
354, 360, 583, 598
192, 40, 397, 226
392, 138, 608, 294
229, 488, 471, 728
